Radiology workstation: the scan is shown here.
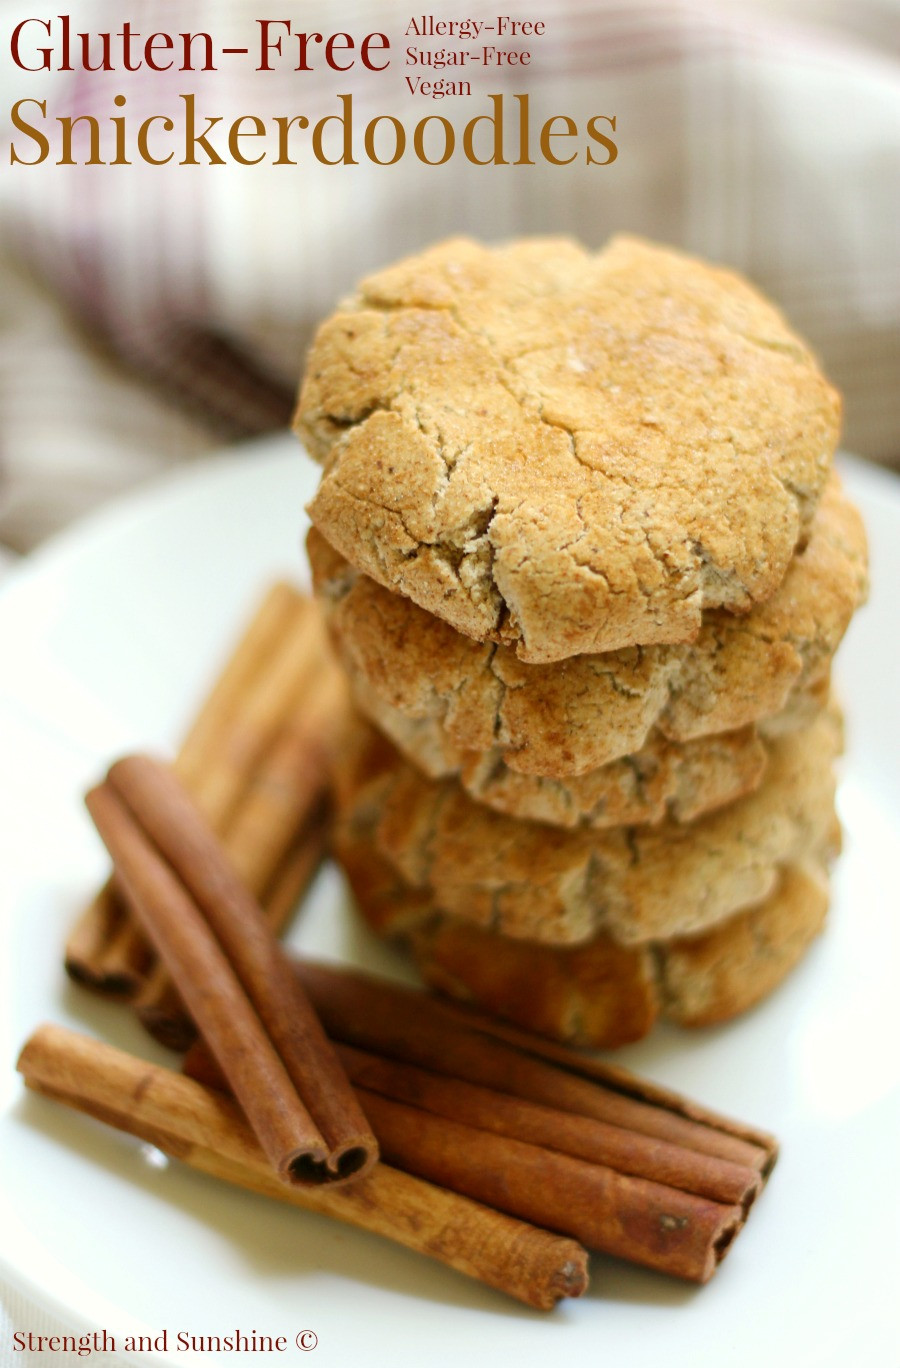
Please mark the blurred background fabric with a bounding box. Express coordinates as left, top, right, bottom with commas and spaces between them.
1, 0, 898, 560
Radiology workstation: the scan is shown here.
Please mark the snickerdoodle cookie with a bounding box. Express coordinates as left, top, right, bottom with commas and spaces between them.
298, 235, 841, 662
309, 473, 866, 778
333, 707, 842, 948
350, 674, 776, 828
336, 823, 832, 1048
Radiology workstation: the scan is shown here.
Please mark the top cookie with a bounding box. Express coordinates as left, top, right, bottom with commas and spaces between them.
297, 235, 840, 661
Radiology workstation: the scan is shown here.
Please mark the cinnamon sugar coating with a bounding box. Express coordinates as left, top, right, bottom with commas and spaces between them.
297, 235, 841, 662
310, 474, 866, 778
337, 826, 831, 1048
333, 707, 842, 947
351, 674, 775, 829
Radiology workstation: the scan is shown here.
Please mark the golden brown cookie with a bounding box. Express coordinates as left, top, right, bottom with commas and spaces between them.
659, 864, 830, 1027
297, 235, 840, 662
333, 818, 658, 1048
352, 673, 772, 828
334, 707, 842, 947
309, 473, 866, 777
336, 824, 831, 1048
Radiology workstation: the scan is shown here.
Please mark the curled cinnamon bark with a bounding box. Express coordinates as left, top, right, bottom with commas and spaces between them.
434, 999, 779, 1174
334, 1044, 761, 1212
185, 1037, 760, 1212
185, 1035, 744, 1282
358, 1091, 742, 1283
295, 961, 776, 1175
134, 802, 331, 1052
17, 1026, 588, 1310
65, 882, 152, 996
85, 760, 376, 1186
65, 584, 342, 1002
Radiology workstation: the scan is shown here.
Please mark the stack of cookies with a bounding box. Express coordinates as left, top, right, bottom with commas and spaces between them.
295, 235, 868, 1047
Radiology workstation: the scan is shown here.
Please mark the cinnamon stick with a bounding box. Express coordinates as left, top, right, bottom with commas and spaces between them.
63, 581, 297, 995
17, 1026, 588, 1311
294, 961, 774, 1175
176, 582, 306, 782
359, 1091, 742, 1283
133, 977, 197, 1053
184, 1039, 743, 1282
336, 1045, 761, 1212
186, 1037, 760, 1212
435, 1000, 779, 1174
135, 800, 332, 1052
260, 807, 331, 925
85, 767, 376, 1185
187, 596, 331, 826
65, 583, 337, 999
65, 884, 151, 996
222, 676, 345, 894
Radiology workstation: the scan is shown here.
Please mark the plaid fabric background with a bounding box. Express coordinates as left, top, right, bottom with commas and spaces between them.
1, 0, 898, 557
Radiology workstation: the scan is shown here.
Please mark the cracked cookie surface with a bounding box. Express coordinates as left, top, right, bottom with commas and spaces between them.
297, 235, 841, 661
334, 707, 842, 947
336, 825, 831, 1048
310, 473, 866, 776
351, 672, 777, 829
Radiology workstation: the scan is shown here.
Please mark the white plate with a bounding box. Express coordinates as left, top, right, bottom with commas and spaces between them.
1, 437, 899, 1368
